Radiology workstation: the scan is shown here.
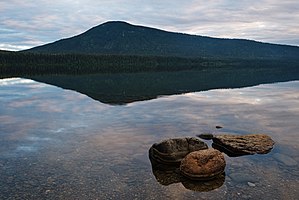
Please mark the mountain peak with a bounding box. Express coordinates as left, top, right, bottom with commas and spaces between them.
89, 21, 137, 32
101, 21, 132, 26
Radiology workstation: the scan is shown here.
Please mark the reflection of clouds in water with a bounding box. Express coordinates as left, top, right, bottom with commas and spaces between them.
0, 78, 35, 86
180, 83, 299, 107
2, 135, 53, 157
0, 78, 47, 92
89, 127, 155, 154
0, 115, 18, 125
27, 136, 52, 141
50, 128, 65, 133
183, 89, 266, 105
2, 78, 108, 115
36, 100, 65, 113
8, 98, 39, 108
16, 145, 37, 152
2, 79, 299, 146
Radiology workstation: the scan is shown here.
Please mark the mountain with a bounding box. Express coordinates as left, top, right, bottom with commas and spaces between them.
27, 21, 299, 59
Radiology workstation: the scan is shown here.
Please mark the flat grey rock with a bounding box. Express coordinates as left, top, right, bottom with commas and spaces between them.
211, 134, 275, 156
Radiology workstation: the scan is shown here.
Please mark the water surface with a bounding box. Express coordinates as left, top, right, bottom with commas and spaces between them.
0, 78, 298, 199
28, 68, 299, 105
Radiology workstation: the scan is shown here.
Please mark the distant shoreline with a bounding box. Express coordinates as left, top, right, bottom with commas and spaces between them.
1, 51, 298, 78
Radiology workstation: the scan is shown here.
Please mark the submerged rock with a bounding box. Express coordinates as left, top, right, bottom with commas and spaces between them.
180, 149, 226, 180
149, 137, 208, 164
201, 134, 274, 156
273, 153, 298, 166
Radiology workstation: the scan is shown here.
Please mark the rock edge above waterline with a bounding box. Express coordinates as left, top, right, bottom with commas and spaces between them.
198, 133, 275, 156
149, 137, 208, 164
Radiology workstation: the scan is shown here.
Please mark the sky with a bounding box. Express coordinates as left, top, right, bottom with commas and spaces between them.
1, 0, 299, 51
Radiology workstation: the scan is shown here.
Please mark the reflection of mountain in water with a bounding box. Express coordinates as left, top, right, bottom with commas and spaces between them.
28, 67, 299, 105
149, 150, 225, 192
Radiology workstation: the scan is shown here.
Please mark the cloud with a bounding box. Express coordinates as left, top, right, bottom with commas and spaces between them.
0, 0, 299, 51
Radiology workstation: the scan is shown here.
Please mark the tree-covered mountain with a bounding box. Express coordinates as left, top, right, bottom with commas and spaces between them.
26, 21, 299, 60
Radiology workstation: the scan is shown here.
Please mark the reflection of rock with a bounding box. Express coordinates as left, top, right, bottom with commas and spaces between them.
149, 155, 181, 186
181, 173, 225, 192
198, 133, 275, 156
149, 137, 208, 164
149, 150, 225, 191
180, 149, 226, 180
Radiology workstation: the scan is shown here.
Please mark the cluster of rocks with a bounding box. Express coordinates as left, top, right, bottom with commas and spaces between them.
149, 155, 226, 192
149, 137, 226, 181
149, 133, 275, 187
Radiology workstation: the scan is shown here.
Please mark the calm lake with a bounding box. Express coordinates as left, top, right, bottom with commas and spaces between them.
0, 76, 299, 199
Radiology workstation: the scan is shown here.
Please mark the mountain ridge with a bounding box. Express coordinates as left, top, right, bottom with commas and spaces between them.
26, 21, 299, 59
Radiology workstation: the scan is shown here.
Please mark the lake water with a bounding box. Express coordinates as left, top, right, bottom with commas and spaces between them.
0, 78, 298, 199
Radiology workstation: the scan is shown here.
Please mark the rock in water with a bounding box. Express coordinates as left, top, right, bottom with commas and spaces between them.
180, 149, 226, 180
212, 134, 274, 156
149, 151, 225, 191
149, 137, 208, 164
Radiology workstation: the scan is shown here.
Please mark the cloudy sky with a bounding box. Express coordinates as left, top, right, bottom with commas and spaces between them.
1, 0, 299, 51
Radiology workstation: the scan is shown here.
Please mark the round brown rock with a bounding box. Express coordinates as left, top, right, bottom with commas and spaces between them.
180, 149, 226, 180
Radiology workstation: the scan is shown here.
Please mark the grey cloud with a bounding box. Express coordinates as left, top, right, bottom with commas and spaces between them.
0, 0, 299, 50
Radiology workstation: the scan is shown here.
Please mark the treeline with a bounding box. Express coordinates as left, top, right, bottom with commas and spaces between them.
0, 51, 298, 77
0, 51, 221, 76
